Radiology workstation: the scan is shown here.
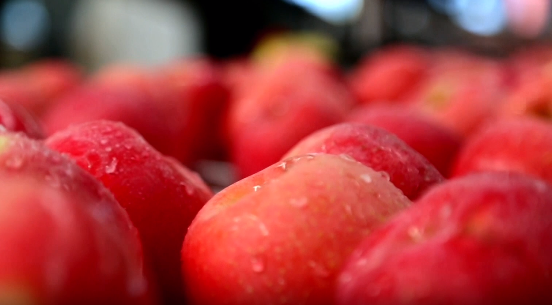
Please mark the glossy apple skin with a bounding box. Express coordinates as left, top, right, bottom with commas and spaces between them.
348, 44, 430, 104
336, 172, 552, 305
347, 105, 463, 177
46, 120, 213, 304
227, 57, 355, 178
0, 131, 156, 305
182, 153, 412, 305
283, 123, 444, 200
451, 117, 552, 185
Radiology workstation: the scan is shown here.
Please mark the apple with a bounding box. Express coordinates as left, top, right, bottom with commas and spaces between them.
0, 99, 44, 139
451, 117, 552, 185
182, 153, 412, 305
0, 131, 156, 304
401, 50, 505, 136
159, 57, 230, 163
227, 55, 355, 178
348, 44, 430, 104
347, 105, 463, 177
283, 123, 444, 200
46, 120, 213, 304
336, 172, 552, 305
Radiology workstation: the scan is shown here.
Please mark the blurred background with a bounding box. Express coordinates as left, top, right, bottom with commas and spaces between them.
0, 0, 550, 71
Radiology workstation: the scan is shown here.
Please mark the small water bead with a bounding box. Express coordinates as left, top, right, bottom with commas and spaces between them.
360, 174, 372, 183
253, 185, 262, 192
250, 256, 265, 273
105, 158, 118, 174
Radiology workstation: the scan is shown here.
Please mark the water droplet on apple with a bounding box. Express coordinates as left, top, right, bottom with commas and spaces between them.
289, 197, 308, 208
304, 153, 316, 160
360, 174, 372, 183
344, 204, 353, 215
105, 146, 112, 152
339, 154, 356, 162
308, 260, 330, 278
4, 155, 23, 169
253, 185, 261, 192
408, 226, 422, 241
105, 158, 118, 174
277, 161, 287, 171
44, 173, 61, 188
251, 256, 265, 273
100, 139, 108, 145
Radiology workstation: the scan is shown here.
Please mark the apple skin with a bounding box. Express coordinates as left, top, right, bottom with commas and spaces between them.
227, 57, 355, 178
401, 50, 505, 136
283, 123, 444, 200
348, 44, 430, 104
451, 117, 552, 184
159, 57, 230, 162
0, 131, 156, 305
0, 99, 44, 139
182, 153, 412, 305
347, 105, 463, 177
336, 172, 552, 305
45, 120, 213, 304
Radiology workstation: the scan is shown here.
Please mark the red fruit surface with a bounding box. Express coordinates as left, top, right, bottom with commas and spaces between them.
336, 172, 552, 305
451, 117, 552, 184
41, 80, 190, 162
46, 120, 213, 304
347, 105, 463, 176
182, 153, 412, 305
283, 123, 444, 200
0, 99, 44, 138
21, 59, 83, 105
160, 57, 230, 162
402, 52, 505, 136
0, 132, 155, 305
227, 58, 355, 177
348, 44, 430, 104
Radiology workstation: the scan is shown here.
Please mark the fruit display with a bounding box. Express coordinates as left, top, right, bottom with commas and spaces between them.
1, 39, 552, 305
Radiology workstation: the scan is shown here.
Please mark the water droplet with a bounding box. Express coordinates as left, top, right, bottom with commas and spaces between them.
360, 174, 372, 183
253, 185, 261, 192
5, 155, 23, 169
339, 154, 356, 162
124, 143, 132, 149
105, 147, 112, 152
258, 222, 269, 236
277, 161, 287, 171
105, 158, 118, 174
44, 174, 61, 188
408, 226, 422, 241
289, 197, 308, 208
379, 171, 391, 181
251, 256, 265, 273
344, 204, 353, 215
100, 139, 108, 145
305, 154, 316, 160
308, 260, 330, 278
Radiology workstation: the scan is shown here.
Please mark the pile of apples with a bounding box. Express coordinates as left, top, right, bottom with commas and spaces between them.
2, 41, 552, 305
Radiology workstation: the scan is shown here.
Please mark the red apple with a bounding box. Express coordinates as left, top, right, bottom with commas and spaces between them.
402, 50, 505, 136
336, 172, 552, 305
283, 123, 444, 200
0, 99, 44, 138
46, 120, 213, 304
227, 56, 355, 178
451, 117, 552, 185
0, 131, 156, 304
182, 153, 412, 305
159, 57, 230, 163
348, 44, 430, 104
347, 105, 463, 177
